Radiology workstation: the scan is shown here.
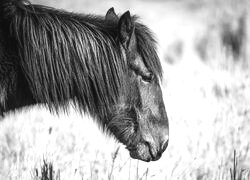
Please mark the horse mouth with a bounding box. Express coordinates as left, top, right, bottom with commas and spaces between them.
127, 142, 162, 162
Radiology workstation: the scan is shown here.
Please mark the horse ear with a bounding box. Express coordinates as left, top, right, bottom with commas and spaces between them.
118, 11, 136, 50
105, 7, 119, 22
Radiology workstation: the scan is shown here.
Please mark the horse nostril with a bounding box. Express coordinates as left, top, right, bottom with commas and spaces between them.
144, 140, 156, 160
161, 138, 169, 152
143, 135, 169, 161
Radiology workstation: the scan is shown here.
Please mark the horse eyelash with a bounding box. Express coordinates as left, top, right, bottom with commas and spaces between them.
130, 64, 154, 82
141, 72, 153, 82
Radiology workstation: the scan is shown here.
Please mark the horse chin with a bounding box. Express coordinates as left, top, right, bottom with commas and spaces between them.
127, 143, 154, 162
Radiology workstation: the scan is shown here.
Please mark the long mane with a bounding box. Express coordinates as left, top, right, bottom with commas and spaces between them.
0, 0, 162, 117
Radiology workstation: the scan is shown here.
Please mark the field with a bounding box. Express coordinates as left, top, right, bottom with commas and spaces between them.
0, 0, 250, 179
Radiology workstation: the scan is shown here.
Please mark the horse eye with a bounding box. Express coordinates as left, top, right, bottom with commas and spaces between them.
141, 72, 153, 82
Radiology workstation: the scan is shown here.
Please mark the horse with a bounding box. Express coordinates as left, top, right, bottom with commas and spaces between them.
0, 0, 169, 162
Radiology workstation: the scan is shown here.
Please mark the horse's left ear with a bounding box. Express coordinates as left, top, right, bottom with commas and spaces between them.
105, 7, 119, 22
118, 11, 136, 50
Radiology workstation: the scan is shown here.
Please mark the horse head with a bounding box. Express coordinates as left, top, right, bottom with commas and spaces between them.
106, 9, 169, 162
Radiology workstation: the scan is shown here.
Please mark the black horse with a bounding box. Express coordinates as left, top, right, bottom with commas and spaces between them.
0, 0, 169, 162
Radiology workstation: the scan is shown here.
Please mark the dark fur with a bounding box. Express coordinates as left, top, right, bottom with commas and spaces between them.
0, 0, 162, 116
0, 1, 168, 161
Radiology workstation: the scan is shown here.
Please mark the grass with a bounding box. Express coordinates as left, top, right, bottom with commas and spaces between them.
230, 150, 250, 180
34, 159, 55, 180
108, 147, 120, 180
0, 0, 250, 179
25, 150, 250, 180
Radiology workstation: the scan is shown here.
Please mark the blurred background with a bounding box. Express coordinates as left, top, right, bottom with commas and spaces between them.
0, 0, 250, 179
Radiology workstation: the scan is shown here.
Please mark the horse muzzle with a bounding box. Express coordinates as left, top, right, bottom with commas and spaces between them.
128, 134, 169, 162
